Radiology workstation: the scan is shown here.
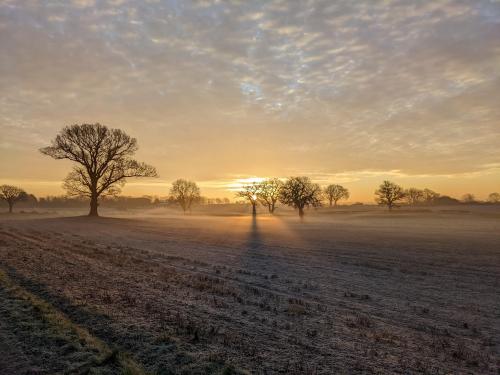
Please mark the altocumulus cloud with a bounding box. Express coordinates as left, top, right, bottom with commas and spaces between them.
0, 0, 499, 190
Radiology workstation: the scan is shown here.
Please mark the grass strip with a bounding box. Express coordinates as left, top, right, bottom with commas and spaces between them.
0, 269, 147, 375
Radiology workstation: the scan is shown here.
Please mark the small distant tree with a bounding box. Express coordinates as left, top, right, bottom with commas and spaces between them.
279, 176, 322, 218
423, 188, 440, 204
375, 181, 406, 210
488, 192, 500, 203
236, 183, 261, 215
40, 123, 157, 216
324, 184, 349, 207
461, 193, 476, 203
170, 179, 200, 213
0, 185, 28, 213
405, 188, 424, 205
258, 178, 283, 214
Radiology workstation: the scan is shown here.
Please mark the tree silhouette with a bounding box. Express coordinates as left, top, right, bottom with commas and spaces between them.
279, 176, 322, 218
405, 188, 424, 205
0, 185, 27, 213
323, 184, 349, 207
375, 181, 406, 210
488, 192, 500, 203
461, 193, 476, 203
40, 123, 157, 217
170, 179, 200, 213
236, 183, 261, 216
257, 178, 283, 214
423, 188, 440, 204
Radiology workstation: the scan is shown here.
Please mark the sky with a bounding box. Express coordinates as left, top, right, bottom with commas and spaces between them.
1, 0, 499, 202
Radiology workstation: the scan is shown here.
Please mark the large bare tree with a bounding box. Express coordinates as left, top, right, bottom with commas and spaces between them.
279, 176, 322, 218
236, 183, 261, 216
323, 184, 349, 207
170, 179, 200, 213
375, 180, 406, 210
40, 123, 157, 216
257, 178, 283, 214
0, 185, 27, 213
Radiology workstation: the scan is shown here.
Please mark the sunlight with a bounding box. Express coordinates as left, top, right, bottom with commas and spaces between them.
225, 177, 268, 191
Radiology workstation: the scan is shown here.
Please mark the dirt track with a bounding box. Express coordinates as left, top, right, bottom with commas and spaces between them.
0, 210, 499, 374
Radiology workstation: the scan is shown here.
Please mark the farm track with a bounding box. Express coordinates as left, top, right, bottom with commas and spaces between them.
0, 214, 499, 374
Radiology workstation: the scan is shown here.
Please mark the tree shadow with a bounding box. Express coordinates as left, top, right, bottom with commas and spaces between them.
246, 215, 262, 250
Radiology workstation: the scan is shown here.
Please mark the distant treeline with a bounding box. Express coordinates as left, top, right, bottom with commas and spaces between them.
1, 184, 499, 214
0, 194, 236, 210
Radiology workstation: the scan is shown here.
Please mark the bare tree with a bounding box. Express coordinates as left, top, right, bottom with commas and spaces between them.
323, 184, 349, 207
236, 183, 261, 216
170, 179, 200, 213
405, 188, 424, 205
488, 192, 500, 203
423, 188, 440, 204
279, 176, 322, 218
461, 193, 476, 203
40, 123, 157, 217
375, 181, 406, 210
0, 185, 27, 213
257, 178, 283, 214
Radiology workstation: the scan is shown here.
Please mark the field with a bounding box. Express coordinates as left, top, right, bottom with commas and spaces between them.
0, 207, 499, 374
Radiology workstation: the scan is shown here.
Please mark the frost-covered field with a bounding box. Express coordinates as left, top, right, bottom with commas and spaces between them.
0, 209, 499, 374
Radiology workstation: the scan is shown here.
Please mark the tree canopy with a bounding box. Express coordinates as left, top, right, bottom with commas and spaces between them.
40, 123, 157, 216
170, 179, 200, 213
0, 185, 28, 213
488, 192, 500, 203
375, 181, 406, 210
405, 188, 424, 205
324, 184, 349, 207
257, 178, 283, 214
279, 176, 322, 218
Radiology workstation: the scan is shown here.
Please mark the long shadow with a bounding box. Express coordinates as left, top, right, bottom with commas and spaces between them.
231, 215, 265, 274
246, 214, 262, 250
238, 215, 281, 277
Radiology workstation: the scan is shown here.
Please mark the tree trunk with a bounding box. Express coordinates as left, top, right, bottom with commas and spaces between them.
329, 199, 333, 207
89, 194, 99, 217
298, 206, 305, 219
252, 202, 257, 216
8, 201, 13, 213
